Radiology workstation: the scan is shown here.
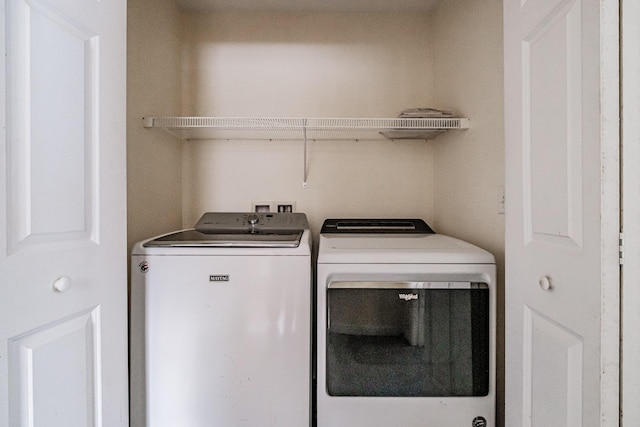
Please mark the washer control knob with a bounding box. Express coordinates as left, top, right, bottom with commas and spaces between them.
247, 214, 259, 225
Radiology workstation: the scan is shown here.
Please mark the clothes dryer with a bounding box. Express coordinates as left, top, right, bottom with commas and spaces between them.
130, 212, 312, 427
316, 219, 496, 427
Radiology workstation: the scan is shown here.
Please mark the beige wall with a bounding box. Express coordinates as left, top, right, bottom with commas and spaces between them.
127, 0, 183, 250
430, 1, 505, 424
179, 12, 438, 233
127, 1, 183, 425
127, 2, 505, 424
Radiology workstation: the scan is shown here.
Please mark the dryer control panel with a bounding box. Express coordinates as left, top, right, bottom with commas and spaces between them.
321, 218, 434, 234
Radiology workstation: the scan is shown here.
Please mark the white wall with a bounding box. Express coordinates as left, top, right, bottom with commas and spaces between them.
127, 0, 183, 249
430, 0, 505, 424
179, 12, 438, 233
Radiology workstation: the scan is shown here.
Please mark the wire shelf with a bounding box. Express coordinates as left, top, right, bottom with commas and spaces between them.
142, 116, 472, 187
143, 116, 471, 141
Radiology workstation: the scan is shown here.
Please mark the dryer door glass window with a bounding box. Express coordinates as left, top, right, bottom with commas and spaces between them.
326, 283, 489, 397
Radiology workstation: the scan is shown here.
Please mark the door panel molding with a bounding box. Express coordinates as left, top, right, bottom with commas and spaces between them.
522, 306, 583, 427
8, 307, 101, 427
6, 0, 99, 254
521, 0, 583, 248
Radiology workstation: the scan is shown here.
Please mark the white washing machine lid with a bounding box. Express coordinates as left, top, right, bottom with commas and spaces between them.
143, 229, 304, 248
132, 212, 311, 256
133, 229, 312, 256
318, 219, 494, 264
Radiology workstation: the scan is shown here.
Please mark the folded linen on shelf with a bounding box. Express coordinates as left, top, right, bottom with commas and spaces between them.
380, 107, 457, 140
398, 107, 455, 118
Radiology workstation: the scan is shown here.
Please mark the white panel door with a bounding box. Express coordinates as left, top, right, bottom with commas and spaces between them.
621, 0, 640, 424
0, 0, 128, 426
504, 0, 619, 426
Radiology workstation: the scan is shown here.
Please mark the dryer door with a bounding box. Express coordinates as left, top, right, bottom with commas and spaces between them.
326, 282, 489, 397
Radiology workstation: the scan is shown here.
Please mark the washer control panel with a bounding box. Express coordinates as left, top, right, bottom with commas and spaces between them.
196, 212, 309, 232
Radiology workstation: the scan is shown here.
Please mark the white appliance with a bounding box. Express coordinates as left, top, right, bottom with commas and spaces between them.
130, 212, 312, 427
316, 219, 496, 427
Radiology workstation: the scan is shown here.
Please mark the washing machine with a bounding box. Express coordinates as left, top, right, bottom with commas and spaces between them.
316, 219, 496, 427
130, 212, 312, 427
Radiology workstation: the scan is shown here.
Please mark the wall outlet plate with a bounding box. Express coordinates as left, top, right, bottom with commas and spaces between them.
251, 201, 296, 213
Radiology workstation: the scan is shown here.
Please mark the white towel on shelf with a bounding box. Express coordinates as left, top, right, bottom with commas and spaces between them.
398, 107, 455, 118
380, 107, 459, 140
